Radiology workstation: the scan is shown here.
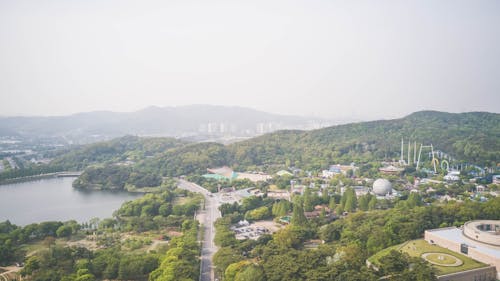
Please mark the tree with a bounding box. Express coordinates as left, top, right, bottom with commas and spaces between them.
214, 219, 238, 247
20, 256, 40, 277
303, 188, 314, 212
273, 225, 306, 249
378, 250, 437, 281
235, 264, 265, 281
335, 205, 344, 215
150, 224, 198, 281
272, 201, 290, 217
407, 192, 423, 208
76, 274, 95, 281
76, 269, 96, 281
358, 194, 370, 211
141, 205, 155, 217
224, 260, 250, 281
56, 225, 73, 238
328, 197, 336, 211
321, 188, 329, 204
88, 217, 100, 230
43, 236, 56, 248
368, 196, 377, 210
245, 206, 270, 221
319, 222, 343, 242
213, 247, 244, 277
379, 250, 410, 275
405, 259, 438, 281
342, 188, 357, 212
291, 203, 307, 226
344, 196, 355, 212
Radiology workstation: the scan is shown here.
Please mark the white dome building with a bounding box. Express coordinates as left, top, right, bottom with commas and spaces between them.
373, 179, 392, 196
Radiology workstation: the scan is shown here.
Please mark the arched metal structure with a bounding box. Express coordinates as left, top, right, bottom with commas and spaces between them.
416, 144, 437, 173
441, 159, 450, 172
431, 158, 439, 173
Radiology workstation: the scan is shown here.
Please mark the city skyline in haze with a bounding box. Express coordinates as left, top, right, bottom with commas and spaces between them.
0, 104, 496, 123
1, 0, 499, 120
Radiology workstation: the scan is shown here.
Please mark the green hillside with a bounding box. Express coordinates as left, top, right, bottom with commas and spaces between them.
68, 111, 500, 175
229, 111, 499, 170
17, 111, 498, 189
50, 135, 186, 171
0, 136, 186, 183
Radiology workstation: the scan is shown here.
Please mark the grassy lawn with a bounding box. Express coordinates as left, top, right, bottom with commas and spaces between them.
369, 239, 487, 275
424, 253, 460, 265
19, 239, 68, 256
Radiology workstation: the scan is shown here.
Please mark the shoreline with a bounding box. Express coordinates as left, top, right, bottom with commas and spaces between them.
0, 172, 82, 185
0, 173, 155, 194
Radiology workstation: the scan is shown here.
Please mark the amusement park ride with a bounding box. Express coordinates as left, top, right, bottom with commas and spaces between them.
399, 138, 450, 174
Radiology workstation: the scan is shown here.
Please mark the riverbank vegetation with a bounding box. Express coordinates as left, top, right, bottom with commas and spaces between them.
0, 182, 202, 281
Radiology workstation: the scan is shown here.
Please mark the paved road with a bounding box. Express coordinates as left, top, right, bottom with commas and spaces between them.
178, 179, 221, 281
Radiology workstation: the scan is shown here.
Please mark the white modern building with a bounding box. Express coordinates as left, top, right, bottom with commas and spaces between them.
425, 220, 500, 280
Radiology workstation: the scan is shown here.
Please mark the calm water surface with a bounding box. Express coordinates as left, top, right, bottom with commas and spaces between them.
0, 177, 142, 225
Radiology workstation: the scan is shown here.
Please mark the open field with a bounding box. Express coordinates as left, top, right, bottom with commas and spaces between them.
369, 239, 487, 275
18, 228, 176, 258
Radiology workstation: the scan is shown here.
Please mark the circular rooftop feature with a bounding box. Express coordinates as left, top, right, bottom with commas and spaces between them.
463, 220, 500, 247
421, 253, 463, 267
373, 178, 392, 196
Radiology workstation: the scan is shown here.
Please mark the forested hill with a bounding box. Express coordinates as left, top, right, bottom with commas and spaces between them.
40, 111, 499, 184
50, 136, 187, 171
227, 111, 499, 169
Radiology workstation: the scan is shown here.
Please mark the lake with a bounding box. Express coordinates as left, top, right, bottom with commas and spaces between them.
0, 177, 142, 226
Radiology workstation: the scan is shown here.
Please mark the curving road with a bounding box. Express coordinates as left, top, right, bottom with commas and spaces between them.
177, 179, 221, 281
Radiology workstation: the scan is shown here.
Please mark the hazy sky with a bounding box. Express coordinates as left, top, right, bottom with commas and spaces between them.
1, 0, 499, 120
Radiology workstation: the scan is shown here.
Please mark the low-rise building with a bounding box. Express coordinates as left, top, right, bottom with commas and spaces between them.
379, 165, 404, 174
425, 220, 500, 280
267, 190, 290, 200
444, 171, 460, 181
322, 164, 358, 178
493, 175, 500, 185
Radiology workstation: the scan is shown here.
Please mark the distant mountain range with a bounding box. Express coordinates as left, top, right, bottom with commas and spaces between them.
0, 105, 334, 143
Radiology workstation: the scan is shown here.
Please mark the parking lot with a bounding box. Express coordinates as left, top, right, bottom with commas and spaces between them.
232, 220, 283, 240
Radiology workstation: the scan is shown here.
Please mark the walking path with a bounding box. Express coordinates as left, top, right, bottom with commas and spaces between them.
0, 266, 22, 281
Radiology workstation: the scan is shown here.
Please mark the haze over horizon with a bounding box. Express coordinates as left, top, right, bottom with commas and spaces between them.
0, 104, 497, 123
1, 0, 499, 120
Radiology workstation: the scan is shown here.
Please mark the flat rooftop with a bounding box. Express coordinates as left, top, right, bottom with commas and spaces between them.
428, 227, 500, 258
369, 239, 487, 276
